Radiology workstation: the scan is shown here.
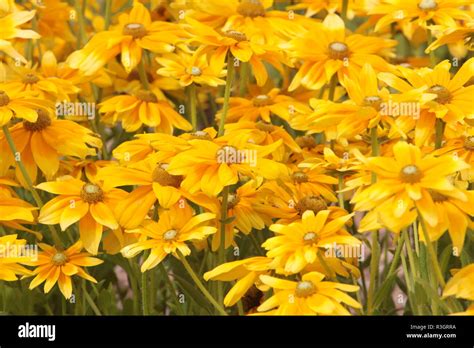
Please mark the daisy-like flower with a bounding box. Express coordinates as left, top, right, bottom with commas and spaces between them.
36, 177, 127, 254
426, 22, 474, 53
1, 51, 80, 101
29, 241, 103, 299
0, 234, 33, 281
98, 88, 192, 133
370, 0, 473, 32
0, 109, 101, 183
378, 59, 474, 138
0, 88, 52, 127
263, 210, 359, 274
156, 49, 226, 87
0, 9, 40, 63
67, 1, 186, 74
257, 272, 361, 315
285, 13, 396, 91
204, 256, 272, 308
443, 264, 474, 302
121, 208, 217, 272
166, 136, 289, 196
352, 141, 470, 233
217, 88, 311, 123
0, 182, 36, 230
286, 166, 339, 202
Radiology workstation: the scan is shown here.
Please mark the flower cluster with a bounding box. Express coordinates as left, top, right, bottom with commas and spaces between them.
0, 0, 473, 316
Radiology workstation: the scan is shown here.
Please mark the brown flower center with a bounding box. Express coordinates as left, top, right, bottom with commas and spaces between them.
23, 109, 51, 132
152, 164, 182, 187
328, 41, 349, 60
0, 90, 10, 106
223, 29, 248, 42
255, 121, 275, 132
123, 23, 147, 38
464, 135, 474, 150
363, 95, 383, 111
427, 85, 451, 104
292, 171, 309, 183
135, 90, 158, 103
295, 135, 317, 149
418, 0, 437, 10
163, 229, 178, 241
295, 195, 327, 215
23, 73, 39, 84
237, 0, 266, 18
400, 165, 423, 183
303, 231, 319, 244
252, 94, 272, 107
227, 193, 240, 209
80, 183, 104, 203
295, 280, 317, 298
52, 252, 68, 266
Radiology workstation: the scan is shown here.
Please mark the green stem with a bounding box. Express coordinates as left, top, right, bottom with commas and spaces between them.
337, 174, 345, 210
217, 185, 230, 304
427, 27, 437, 67
218, 54, 235, 136
84, 290, 102, 316
327, 74, 337, 101
188, 83, 198, 131
341, 0, 349, 20
435, 118, 445, 149
104, 0, 112, 29
367, 230, 380, 315
2, 125, 62, 248
177, 250, 228, 316
159, 263, 184, 315
141, 270, 149, 315
74, 0, 87, 49
239, 62, 249, 96
137, 56, 150, 90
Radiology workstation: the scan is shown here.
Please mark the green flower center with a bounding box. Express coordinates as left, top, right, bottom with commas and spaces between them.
52, 252, 68, 266
163, 229, 178, 241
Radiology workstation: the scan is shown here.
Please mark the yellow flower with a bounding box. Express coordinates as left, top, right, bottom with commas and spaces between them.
29, 241, 103, 299
352, 141, 470, 233
67, 1, 186, 74
121, 208, 217, 272
0, 234, 33, 281
37, 177, 127, 254
156, 49, 226, 87
217, 88, 311, 123
0, 9, 40, 63
0, 109, 101, 183
370, 0, 473, 32
426, 22, 474, 53
257, 272, 361, 315
263, 210, 359, 274
443, 264, 474, 301
204, 256, 272, 307
286, 13, 396, 91
0, 88, 52, 127
99, 88, 192, 133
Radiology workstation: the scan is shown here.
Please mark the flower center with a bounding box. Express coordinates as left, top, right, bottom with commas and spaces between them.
252, 94, 272, 107
237, 0, 266, 18
123, 22, 147, 38
80, 183, 104, 203
255, 121, 275, 132
328, 41, 349, 60
23, 73, 39, 84
418, 0, 437, 10
400, 165, 423, 183
295, 135, 317, 149
163, 229, 178, 241
152, 164, 182, 187
223, 29, 247, 42
295, 280, 317, 298
189, 130, 212, 140
52, 252, 68, 266
292, 171, 309, 183
189, 66, 202, 76
0, 91, 10, 106
464, 135, 474, 150
135, 90, 158, 103
295, 195, 327, 215
303, 231, 319, 244
23, 109, 51, 132
427, 85, 451, 104
363, 95, 383, 111
227, 193, 240, 209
